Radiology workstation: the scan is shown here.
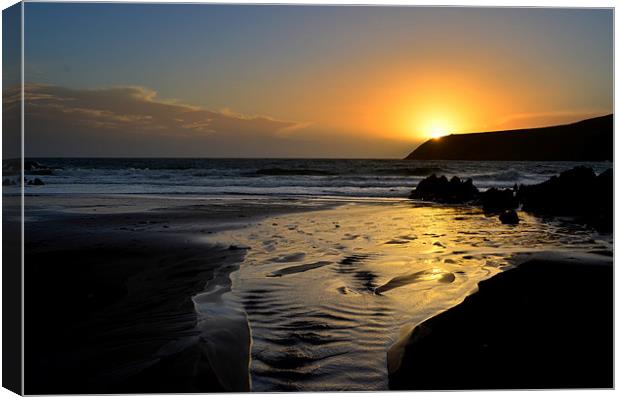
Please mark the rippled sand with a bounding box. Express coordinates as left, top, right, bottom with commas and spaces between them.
206, 201, 610, 391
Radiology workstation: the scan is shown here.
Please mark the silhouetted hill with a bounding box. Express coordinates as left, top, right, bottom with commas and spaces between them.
405, 114, 613, 161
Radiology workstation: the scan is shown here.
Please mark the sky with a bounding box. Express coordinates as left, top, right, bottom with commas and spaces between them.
7, 4, 614, 158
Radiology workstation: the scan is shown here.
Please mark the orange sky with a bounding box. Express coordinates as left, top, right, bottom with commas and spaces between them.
20, 5, 614, 158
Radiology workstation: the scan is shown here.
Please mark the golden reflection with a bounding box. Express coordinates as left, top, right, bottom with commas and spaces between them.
207, 202, 606, 391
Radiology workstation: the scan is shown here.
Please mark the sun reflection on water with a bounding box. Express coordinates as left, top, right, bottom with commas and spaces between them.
208, 201, 610, 391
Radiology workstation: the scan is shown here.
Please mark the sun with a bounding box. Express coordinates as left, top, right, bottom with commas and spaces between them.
428, 127, 448, 139
408, 113, 457, 141
426, 120, 451, 139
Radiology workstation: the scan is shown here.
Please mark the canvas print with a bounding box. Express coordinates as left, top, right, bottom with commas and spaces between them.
2, 3, 614, 394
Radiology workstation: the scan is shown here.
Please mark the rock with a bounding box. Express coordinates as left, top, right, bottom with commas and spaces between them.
2, 159, 54, 175
2, 159, 21, 175
388, 256, 613, 389
408, 166, 611, 230
410, 174, 479, 203
499, 209, 519, 224
27, 178, 45, 186
517, 166, 596, 214
516, 166, 611, 230
481, 187, 518, 212
2, 178, 16, 186
596, 168, 613, 215
26, 161, 54, 175
597, 167, 613, 183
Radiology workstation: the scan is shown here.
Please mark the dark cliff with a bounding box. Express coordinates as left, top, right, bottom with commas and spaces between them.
405, 114, 613, 161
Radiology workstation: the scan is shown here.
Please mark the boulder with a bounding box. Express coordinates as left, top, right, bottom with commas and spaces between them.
27, 178, 45, 186
388, 257, 613, 389
517, 166, 596, 214
408, 166, 611, 230
481, 187, 518, 212
596, 168, 613, 214
2, 159, 54, 175
499, 209, 519, 225
410, 174, 479, 203
517, 166, 610, 218
2, 159, 21, 175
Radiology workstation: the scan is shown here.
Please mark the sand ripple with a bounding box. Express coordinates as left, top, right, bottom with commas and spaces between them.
209, 202, 610, 391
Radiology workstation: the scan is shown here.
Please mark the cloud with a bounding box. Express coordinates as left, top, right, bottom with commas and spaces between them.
13, 83, 302, 138
3, 83, 411, 158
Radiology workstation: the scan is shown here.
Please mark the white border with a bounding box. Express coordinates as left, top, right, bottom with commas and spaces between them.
0, 1, 616, 397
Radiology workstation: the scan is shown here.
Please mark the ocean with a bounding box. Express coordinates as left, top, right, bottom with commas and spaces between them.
19, 158, 613, 197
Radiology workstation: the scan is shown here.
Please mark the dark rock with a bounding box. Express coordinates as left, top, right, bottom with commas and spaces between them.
499, 209, 519, 224
2, 159, 54, 175
516, 166, 611, 230
481, 187, 518, 212
3, 178, 16, 186
26, 161, 54, 176
24, 161, 51, 172
410, 174, 479, 203
517, 166, 595, 214
596, 168, 613, 218
389, 257, 613, 389
408, 166, 611, 230
27, 178, 45, 186
2, 159, 21, 175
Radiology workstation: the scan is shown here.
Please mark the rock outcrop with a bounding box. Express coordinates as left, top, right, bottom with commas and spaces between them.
3, 159, 54, 175
388, 254, 613, 389
410, 166, 612, 230
27, 178, 45, 186
516, 166, 612, 231
409, 175, 478, 204
481, 187, 518, 213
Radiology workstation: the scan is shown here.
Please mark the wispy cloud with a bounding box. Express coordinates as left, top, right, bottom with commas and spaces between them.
4, 83, 411, 158
10, 83, 303, 138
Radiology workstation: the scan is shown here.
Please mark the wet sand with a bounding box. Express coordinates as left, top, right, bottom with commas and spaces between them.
21, 194, 613, 392
210, 201, 612, 391
23, 194, 331, 394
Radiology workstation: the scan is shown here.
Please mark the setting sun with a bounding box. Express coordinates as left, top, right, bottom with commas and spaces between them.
424, 119, 452, 140
428, 127, 449, 139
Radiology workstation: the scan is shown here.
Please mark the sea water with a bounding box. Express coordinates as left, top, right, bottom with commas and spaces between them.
16, 158, 611, 197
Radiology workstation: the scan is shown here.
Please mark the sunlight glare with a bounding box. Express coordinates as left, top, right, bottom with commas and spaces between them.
425, 119, 451, 139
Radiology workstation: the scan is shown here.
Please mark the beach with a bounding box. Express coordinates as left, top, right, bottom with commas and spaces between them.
23, 194, 331, 393
21, 185, 613, 392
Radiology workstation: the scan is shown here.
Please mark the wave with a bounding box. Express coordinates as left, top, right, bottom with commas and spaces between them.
374, 167, 445, 176
467, 170, 524, 181
254, 168, 336, 176
25, 159, 612, 198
